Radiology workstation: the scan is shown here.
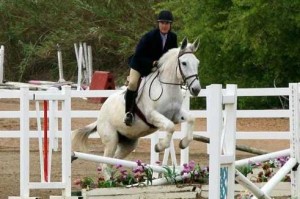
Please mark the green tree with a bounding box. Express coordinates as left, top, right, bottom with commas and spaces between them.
0, 0, 157, 84
156, 0, 300, 88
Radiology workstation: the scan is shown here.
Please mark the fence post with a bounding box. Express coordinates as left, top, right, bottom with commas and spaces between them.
61, 86, 72, 197
289, 83, 300, 198
20, 86, 31, 197
207, 84, 223, 199
208, 84, 237, 199
222, 84, 237, 198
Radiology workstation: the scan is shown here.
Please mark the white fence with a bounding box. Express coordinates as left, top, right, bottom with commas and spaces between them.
0, 84, 293, 199
0, 87, 290, 139
0, 85, 290, 166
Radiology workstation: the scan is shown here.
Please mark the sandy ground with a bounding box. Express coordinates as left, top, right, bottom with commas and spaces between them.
0, 98, 290, 199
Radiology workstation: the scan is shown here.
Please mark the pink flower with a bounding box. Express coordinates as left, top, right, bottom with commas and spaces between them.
73, 178, 81, 185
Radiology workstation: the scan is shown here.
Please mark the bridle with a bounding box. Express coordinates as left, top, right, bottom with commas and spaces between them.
159, 51, 199, 90
148, 51, 199, 101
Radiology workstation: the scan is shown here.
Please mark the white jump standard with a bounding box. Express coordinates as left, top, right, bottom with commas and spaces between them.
208, 83, 300, 199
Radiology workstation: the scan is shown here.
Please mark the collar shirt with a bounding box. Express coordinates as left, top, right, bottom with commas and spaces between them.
160, 33, 168, 50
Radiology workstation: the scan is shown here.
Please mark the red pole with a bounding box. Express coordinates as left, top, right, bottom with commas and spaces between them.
43, 100, 48, 182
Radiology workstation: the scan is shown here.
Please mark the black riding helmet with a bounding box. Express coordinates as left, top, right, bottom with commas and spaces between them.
157, 10, 173, 23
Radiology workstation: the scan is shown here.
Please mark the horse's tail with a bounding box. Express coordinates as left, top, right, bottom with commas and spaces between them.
72, 121, 97, 151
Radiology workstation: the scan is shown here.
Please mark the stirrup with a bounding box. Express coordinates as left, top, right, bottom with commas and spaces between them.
124, 112, 134, 126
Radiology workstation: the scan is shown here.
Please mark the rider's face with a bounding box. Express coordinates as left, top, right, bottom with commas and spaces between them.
158, 21, 171, 34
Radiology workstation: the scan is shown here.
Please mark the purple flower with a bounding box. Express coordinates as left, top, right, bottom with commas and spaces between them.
181, 166, 191, 175
120, 168, 127, 175
183, 163, 188, 168
133, 165, 144, 173
276, 156, 289, 167
188, 160, 195, 170
202, 166, 209, 173
136, 160, 142, 166
115, 164, 123, 169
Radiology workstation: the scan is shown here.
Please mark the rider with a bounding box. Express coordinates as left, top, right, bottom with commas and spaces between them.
124, 10, 178, 126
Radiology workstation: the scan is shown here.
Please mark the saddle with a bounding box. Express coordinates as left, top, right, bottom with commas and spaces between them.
124, 77, 156, 128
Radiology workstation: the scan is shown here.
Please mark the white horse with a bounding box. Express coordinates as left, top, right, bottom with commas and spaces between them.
72, 38, 201, 179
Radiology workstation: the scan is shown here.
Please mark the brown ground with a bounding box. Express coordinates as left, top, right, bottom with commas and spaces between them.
0, 98, 290, 199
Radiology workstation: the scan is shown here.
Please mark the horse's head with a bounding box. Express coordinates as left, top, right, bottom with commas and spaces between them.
177, 37, 201, 96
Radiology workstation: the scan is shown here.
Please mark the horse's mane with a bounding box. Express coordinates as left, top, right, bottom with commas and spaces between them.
157, 43, 195, 71
157, 48, 179, 71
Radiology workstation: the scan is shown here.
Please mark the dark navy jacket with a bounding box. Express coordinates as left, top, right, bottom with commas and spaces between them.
129, 28, 178, 77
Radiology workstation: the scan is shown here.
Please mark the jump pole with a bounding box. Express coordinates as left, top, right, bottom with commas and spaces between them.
0, 45, 4, 83
57, 44, 65, 83
235, 149, 291, 167
73, 151, 190, 186
73, 151, 167, 174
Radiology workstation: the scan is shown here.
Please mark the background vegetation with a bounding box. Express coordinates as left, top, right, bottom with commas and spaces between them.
0, 0, 299, 107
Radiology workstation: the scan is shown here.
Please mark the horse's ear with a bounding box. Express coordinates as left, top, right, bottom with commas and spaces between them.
180, 37, 188, 50
192, 37, 200, 52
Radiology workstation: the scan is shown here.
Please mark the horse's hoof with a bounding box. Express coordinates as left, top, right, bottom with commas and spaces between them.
155, 144, 161, 152
179, 140, 186, 149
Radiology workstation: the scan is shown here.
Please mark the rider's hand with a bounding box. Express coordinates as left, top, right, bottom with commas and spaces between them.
152, 61, 158, 72
153, 60, 158, 67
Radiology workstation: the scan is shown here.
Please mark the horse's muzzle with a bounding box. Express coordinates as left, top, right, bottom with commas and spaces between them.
191, 87, 201, 96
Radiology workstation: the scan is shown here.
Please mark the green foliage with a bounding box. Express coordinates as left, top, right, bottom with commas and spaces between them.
0, 0, 157, 84
1, 0, 299, 108
163, 165, 180, 184
156, 0, 299, 108
237, 164, 253, 177
156, 0, 300, 89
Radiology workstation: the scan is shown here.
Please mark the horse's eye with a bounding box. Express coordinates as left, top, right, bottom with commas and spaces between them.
182, 62, 187, 66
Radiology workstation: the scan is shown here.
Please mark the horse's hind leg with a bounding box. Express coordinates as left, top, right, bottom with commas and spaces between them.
114, 134, 138, 159
100, 126, 118, 180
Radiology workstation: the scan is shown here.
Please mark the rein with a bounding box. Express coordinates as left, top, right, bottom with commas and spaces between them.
148, 51, 199, 101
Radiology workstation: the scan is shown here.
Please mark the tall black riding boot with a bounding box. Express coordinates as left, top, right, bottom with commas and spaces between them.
124, 89, 137, 126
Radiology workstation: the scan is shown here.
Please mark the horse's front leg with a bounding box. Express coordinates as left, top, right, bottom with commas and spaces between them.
148, 111, 175, 152
175, 109, 195, 149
